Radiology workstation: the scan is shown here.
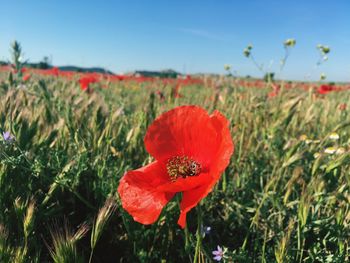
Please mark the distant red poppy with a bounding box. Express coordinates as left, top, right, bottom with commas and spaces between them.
51, 67, 60, 76
339, 103, 347, 111
118, 105, 234, 228
79, 74, 98, 91
22, 74, 31, 82
268, 84, 280, 98
317, 84, 337, 95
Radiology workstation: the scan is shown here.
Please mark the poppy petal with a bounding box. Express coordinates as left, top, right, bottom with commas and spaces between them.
118, 161, 174, 224
177, 183, 215, 228
209, 110, 234, 176
156, 172, 212, 192
144, 106, 219, 168
177, 110, 234, 228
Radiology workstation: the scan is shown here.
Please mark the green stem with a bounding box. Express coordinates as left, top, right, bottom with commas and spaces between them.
237, 125, 245, 164
88, 248, 94, 263
261, 227, 268, 263
184, 224, 190, 253
69, 188, 97, 210
250, 54, 265, 73
280, 47, 290, 72
299, 232, 305, 263
44, 179, 97, 210
193, 206, 202, 263
297, 222, 300, 261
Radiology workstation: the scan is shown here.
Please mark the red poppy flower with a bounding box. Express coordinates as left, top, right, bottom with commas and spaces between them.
22, 73, 31, 82
317, 84, 337, 95
117, 105, 234, 228
268, 84, 280, 98
339, 103, 347, 111
268, 91, 278, 98
79, 74, 98, 91
51, 67, 60, 76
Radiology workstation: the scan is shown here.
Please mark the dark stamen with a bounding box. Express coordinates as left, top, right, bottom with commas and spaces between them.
166, 156, 201, 182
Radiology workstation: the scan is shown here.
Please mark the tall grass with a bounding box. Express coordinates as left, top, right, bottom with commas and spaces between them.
0, 73, 349, 262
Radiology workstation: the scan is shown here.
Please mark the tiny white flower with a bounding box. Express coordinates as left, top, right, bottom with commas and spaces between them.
324, 147, 337, 154
305, 139, 313, 144
329, 132, 339, 140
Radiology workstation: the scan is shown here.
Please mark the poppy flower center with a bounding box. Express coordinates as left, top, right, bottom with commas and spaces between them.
166, 156, 201, 182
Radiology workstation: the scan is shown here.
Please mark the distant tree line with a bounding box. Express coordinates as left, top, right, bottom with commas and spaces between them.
0, 56, 51, 69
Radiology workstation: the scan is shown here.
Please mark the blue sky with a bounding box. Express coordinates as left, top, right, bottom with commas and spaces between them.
0, 0, 349, 81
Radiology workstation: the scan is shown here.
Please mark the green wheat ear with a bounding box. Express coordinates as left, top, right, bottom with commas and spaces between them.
89, 196, 116, 262
49, 221, 88, 263
23, 199, 35, 241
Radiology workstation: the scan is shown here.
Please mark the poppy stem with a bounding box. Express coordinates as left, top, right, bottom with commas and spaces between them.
193, 205, 202, 263
184, 224, 191, 252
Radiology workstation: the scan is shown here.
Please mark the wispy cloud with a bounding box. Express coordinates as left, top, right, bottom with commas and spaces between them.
176, 27, 228, 41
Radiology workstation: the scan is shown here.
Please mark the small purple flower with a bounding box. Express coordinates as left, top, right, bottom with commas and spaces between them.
212, 245, 225, 261
2, 131, 14, 142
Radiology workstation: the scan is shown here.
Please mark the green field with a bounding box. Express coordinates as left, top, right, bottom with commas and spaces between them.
1, 72, 350, 262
